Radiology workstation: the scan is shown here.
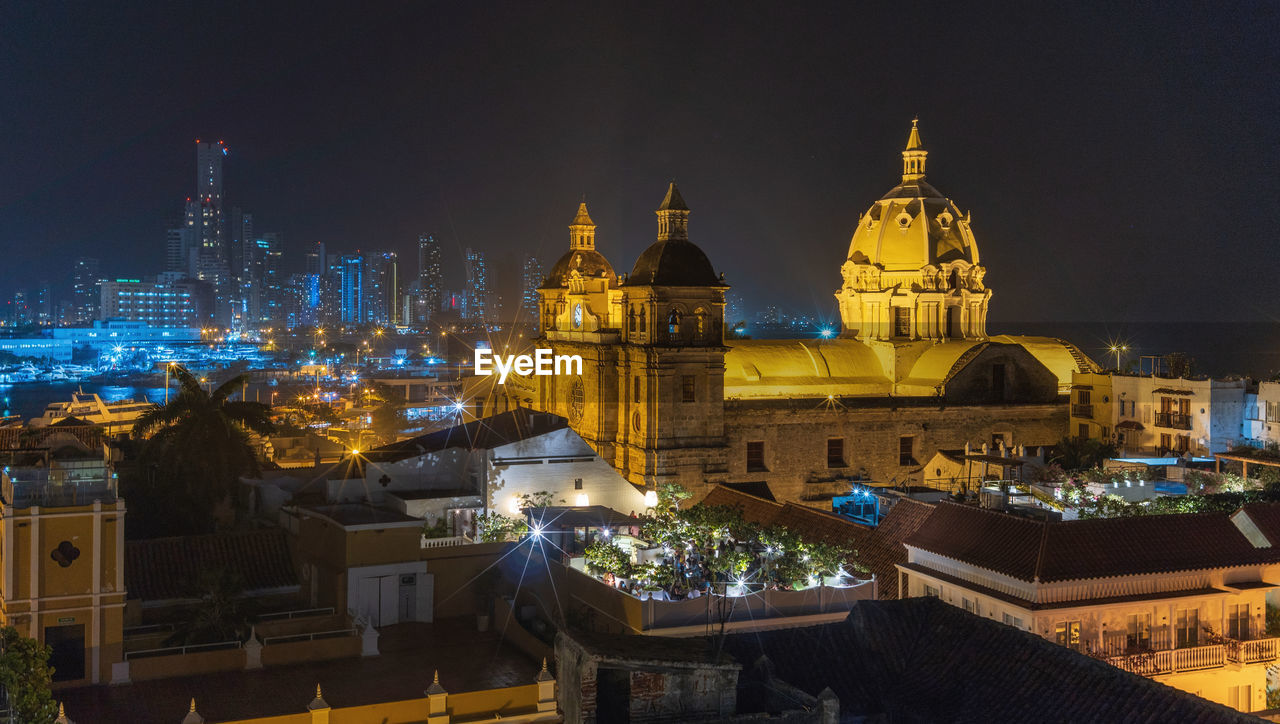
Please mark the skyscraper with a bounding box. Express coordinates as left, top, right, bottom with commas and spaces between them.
71, 257, 100, 325
364, 251, 399, 325
520, 254, 542, 325
187, 139, 231, 324
242, 233, 282, 326
463, 247, 489, 324
336, 254, 365, 324
417, 235, 442, 324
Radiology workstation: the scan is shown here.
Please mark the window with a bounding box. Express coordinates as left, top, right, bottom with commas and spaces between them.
991, 433, 1005, 450
923, 584, 940, 598
1175, 607, 1199, 648
1002, 613, 1024, 629
1078, 423, 1089, 440
1077, 390, 1091, 405
667, 308, 681, 335
893, 307, 910, 337
1175, 435, 1190, 453
628, 308, 636, 332
1055, 621, 1082, 651
962, 598, 976, 614
574, 478, 583, 491
746, 441, 766, 472
1228, 603, 1250, 639
1160, 433, 1172, 451
633, 377, 641, 404
682, 375, 696, 403
899, 436, 915, 466
827, 438, 845, 468
1126, 613, 1152, 650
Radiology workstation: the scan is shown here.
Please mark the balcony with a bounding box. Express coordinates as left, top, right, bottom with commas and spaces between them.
3, 470, 116, 509
1154, 412, 1192, 430
1106, 644, 1224, 676
1071, 404, 1094, 418
1104, 637, 1280, 676
1227, 637, 1280, 664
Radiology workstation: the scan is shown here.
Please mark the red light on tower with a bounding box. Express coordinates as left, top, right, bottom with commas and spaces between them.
195, 138, 200, 144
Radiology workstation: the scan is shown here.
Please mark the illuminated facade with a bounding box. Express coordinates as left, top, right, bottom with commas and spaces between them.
498, 122, 1098, 500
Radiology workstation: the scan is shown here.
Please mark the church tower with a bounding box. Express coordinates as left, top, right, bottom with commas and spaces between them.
835, 120, 991, 341
535, 202, 626, 459
615, 183, 729, 495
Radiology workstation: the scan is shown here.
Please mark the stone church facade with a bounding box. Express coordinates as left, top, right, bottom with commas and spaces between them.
499, 123, 1097, 503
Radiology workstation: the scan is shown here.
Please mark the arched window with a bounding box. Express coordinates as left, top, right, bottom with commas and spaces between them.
949, 269, 960, 291
694, 308, 706, 336
667, 308, 682, 336
638, 307, 646, 333
628, 308, 636, 332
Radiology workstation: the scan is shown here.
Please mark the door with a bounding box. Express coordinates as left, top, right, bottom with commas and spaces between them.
398, 574, 417, 622
45, 624, 86, 682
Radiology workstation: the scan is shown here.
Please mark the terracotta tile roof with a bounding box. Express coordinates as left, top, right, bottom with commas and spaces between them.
720, 597, 1259, 723
0, 425, 103, 450
701, 484, 784, 524
905, 502, 1280, 583
856, 498, 935, 599
125, 529, 298, 601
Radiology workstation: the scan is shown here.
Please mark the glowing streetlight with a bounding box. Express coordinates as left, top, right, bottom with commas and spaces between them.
1109, 344, 1129, 371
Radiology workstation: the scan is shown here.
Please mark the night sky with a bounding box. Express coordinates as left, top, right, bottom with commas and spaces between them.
3, 2, 1277, 324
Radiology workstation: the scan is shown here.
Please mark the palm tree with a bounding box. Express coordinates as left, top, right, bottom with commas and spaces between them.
132, 366, 274, 533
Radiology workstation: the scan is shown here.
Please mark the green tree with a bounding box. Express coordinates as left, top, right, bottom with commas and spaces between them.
0, 626, 58, 724
167, 568, 256, 646
475, 512, 529, 542
132, 365, 275, 534
1049, 436, 1118, 472
361, 382, 406, 444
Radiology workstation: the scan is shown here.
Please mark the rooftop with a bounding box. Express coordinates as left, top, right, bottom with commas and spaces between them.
364, 408, 567, 462
57, 620, 541, 724
125, 529, 298, 601
718, 597, 1259, 723
297, 503, 422, 528
903, 501, 1280, 583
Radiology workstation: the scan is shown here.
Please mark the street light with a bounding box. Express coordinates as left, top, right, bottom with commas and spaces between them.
165, 362, 176, 405
1109, 344, 1129, 371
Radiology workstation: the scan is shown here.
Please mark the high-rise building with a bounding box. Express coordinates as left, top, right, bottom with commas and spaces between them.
98, 278, 212, 326
463, 247, 490, 324
304, 243, 326, 276
364, 251, 398, 325
186, 140, 231, 324
336, 254, 365, 324
417, 235, 442, 325
520, 254, 542, 325
72, 257, 101, 324
242, 233, 282, 326
164, 221, 194, 275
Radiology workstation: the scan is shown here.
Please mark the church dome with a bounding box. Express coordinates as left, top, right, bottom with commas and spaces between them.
845, 121, 980, 272
541, 201, 618, 289
624, 183, 722, 287
541, 249, 617, 289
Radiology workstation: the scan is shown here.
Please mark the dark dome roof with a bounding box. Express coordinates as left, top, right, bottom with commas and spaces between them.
541, 248, 617, 289
624, 239, 721, 287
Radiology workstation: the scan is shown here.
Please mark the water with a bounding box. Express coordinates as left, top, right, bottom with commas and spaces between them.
0, 380, 282, 421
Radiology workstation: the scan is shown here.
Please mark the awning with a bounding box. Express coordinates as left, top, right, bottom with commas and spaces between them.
1116, 420, 1145, 430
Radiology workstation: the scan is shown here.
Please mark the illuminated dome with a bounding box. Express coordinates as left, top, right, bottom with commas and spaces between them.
835, 120, 991, 342
846, 120, 979, 271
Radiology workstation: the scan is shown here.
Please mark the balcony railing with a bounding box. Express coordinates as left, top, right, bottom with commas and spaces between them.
1154, 412, 1192, 430
1071, 404, 1094, 418
1227, 637, 1280, 664
3, 473, 117, 508
1107, 644, 1224, 676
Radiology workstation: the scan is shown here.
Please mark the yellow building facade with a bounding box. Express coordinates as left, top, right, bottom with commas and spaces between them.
0, 441, 126, 687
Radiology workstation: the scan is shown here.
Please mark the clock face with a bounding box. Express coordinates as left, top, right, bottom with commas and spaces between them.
572, 303, 583, 328
569, 378, 585, 423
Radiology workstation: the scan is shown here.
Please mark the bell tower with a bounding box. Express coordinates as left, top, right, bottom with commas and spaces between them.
616, 183, 729, 496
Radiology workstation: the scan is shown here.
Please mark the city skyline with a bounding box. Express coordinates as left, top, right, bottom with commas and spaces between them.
2, 3, 1277, 325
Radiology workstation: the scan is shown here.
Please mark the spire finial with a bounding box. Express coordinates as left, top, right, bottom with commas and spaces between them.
59, 703, 65, 716
434, 670, 440, 684
189, 699, 196, 713
902, 119, 928, 181
316, 684, 322, 698
541, 657, 548, 672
